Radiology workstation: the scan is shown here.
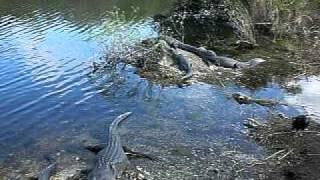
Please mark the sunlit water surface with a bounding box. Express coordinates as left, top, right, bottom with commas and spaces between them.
0, 0, 315, 178
285, 76, 320, 120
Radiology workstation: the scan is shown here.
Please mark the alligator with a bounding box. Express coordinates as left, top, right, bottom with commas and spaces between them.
159, 40, 193, 80
231, 92, 287, 107
161, 36, 217, 66
86, 144, 157, 162
171, 49, 193, 80
89, 112, 132, 180
38, 163, 56, 180
161, 36, 265, 69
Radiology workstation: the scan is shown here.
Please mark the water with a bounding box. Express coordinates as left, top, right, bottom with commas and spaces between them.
0, 0, 315, 179
0, 0, 173, 176
285, 76, 320, 120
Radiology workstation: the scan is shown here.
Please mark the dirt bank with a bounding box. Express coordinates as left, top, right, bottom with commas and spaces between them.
244, 115, 320, 180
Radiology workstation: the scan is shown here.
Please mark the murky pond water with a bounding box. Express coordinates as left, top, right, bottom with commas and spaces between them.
0, 0, 318, 179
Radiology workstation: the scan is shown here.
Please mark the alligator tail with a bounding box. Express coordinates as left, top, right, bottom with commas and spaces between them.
38, 163, 56, 180
182, 69, 193, 80
109, 112, 132, 135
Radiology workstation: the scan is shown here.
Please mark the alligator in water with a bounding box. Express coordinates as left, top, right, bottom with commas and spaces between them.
89, 112, 132, 180
38, 163, 56, 180
231, 92, 287, 107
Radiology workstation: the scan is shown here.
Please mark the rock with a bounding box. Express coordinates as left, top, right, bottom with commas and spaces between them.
137, 173, 145, 180
234, 40, 256, 50
292, 115, 310, 131
254, 22, 273, 36
53, 167, 88, 180
157, 0, 256, 47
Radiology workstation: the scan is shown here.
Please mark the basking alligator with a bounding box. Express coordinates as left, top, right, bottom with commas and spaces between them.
159, 40, 193, 80
89, 112, 132, 180
161, 36, 265, 68
161, 36, 217, 66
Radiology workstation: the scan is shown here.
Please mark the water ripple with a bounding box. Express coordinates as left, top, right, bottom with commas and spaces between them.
0, 0, 171, 173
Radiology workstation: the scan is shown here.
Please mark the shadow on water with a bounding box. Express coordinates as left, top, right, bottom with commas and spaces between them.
0, 0, 319, 179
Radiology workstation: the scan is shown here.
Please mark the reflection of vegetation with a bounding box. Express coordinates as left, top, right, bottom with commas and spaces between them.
93, 7, 159, 52
87, 62, 162, 102
284, 83, 302, 94
0, 0, 175, 20
147, 122, 161, 129
188, 112, 202, 121
87, 62, 127, 98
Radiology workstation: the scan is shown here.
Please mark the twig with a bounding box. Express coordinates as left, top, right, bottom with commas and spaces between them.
268, 132, 294, 136
278, 149, 294, 161
217, 78, 225, 88
269, 131, 320, 137
236, 161, 265, 173
307, 154, 320, 156
265, 149, 286, 160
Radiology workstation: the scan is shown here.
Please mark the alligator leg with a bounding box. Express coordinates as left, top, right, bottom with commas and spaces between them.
123, 146, 158, 161
86, 144, 157, 161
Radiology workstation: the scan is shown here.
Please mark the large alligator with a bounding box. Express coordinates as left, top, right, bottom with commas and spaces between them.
89, 112, 132, 180
35, 112, 151, 180
161, 36, 265, 69
38, 163, 56, 180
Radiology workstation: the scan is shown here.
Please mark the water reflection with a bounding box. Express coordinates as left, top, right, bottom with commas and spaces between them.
0, 0, 172, 170
285, 76, 320, 121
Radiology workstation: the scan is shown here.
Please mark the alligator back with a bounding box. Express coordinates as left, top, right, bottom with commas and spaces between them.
90, 112, 132, 180
38, 163, 56, 180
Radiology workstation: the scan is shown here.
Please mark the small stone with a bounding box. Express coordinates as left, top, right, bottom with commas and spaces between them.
136, 166, 143, 171
138, 173, 145, 180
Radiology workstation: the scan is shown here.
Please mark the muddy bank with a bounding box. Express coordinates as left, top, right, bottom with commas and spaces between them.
244, 115, 320, 180
121, 36, 265, 87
